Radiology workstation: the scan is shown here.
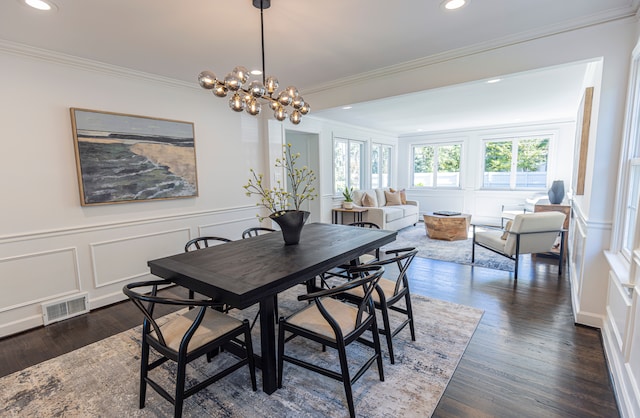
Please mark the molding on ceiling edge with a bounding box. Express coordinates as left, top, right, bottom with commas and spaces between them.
0, 5, 637, 94
304, 7, 640, 95
0, 39, 197, 90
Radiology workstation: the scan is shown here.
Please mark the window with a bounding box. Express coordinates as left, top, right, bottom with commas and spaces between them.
412, 142, 461, 188
372, 144, 391, 189
334, 138, 364, 193
482, 135, 550, 189
618, 57, 640, 262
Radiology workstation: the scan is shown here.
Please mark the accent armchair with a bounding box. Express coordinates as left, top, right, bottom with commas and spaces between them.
472, 211, 566, 280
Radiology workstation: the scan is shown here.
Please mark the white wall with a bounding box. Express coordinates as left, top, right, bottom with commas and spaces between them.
0, 46, 270, 336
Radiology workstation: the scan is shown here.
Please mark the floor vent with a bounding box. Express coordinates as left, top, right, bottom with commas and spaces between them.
42, 293, 89, 325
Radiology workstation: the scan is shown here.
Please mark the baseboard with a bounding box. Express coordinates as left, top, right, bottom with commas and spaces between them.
0, 314, 43, 339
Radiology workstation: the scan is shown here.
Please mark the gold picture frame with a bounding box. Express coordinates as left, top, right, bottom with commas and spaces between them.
573, 87, 594, 195
70, 108, 198, 206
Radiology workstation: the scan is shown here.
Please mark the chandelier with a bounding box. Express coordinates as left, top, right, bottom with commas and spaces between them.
197, 0, 310, 125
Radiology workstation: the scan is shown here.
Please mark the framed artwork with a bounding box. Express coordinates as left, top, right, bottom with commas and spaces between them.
573, 87, 594, 195
70, 108, 198, 206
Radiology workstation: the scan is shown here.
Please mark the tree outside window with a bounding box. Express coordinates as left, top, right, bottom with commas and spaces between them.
412, 143, 461, 188
483, 136, 550, 189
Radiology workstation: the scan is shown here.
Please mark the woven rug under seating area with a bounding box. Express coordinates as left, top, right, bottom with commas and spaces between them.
382, 223, 515, 272
1, 286, 483, 417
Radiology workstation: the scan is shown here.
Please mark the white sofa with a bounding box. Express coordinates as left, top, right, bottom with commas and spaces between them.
350, 188, 419, 231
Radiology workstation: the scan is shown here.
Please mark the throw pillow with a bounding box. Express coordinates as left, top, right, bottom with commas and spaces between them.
385, 190, 402, 206
390, 188, 407, 204
362, 192, 378, 207
501, 220, 513, 240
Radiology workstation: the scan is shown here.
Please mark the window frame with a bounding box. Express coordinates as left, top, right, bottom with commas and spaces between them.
480, 133, 553, 191
410, 140, 463, 189
333, 136, 366, 194
614, 49, 640, 268
371, 142, 392, 189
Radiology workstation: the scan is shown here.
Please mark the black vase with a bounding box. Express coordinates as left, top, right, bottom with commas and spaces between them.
269, 210, 310, 245
548, 180, 565, 204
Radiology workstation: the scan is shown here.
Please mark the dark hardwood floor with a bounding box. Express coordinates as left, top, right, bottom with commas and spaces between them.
0, 255, 619, 417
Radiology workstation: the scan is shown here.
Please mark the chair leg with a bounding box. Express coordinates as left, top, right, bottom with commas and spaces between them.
139, 338, 149, 409
514, 254, 519, 281
174, 357, 187, 418
471, 226, 476, 263
243, 322, 257, 391
337, 342, 355, 418
379, 303, 395, 365
405, 292, 416, 341
371, 317, 385, 382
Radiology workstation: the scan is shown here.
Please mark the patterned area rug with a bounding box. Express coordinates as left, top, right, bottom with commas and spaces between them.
1, 287, 482, 418
383, 223, 514, 272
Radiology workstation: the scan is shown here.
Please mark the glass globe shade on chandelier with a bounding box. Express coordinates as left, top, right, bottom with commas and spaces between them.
197, 0, 310, 125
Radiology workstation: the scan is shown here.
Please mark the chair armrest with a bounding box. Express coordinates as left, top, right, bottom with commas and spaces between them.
507, 228, 567, 236
471, 223, 505, 232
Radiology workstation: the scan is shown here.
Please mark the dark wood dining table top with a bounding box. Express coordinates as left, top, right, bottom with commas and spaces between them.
147, 222, 397, 309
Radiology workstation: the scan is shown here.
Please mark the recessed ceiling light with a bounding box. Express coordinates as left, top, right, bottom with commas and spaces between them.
441, 0, 468, 11
250, 69, 262, 76
487, 78, 502, 84
22, 0, 57, 11
342, 106, 353, 110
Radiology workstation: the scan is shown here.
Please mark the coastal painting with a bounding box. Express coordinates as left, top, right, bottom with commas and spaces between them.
70, 108, 198, 206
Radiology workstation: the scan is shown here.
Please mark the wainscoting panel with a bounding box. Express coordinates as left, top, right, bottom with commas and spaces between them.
606, 272, 632, 350
0, 248, 79, 312
90, 228, 190, 288
570, 216, 587, 297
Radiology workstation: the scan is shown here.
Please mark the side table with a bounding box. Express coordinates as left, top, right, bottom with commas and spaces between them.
423, 212, 471, 241
332, 207, 368, 224
534, 203, 570, 259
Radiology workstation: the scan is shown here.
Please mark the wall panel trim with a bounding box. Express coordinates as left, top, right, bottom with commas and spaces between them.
0, 206, 255, 243
0, 247, 81, 313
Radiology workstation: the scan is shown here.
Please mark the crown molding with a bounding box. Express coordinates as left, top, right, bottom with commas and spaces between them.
0, 39, 196, 89
305, 6, 639, 95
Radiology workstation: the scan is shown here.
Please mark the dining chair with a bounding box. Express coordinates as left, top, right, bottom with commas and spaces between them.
123, 280, 256, 418
184, 236, 232, 252
240, 227, 278, 328
184, 236, 232, 299
277, 265, 385, 418
321, 222, 382, 285
342, 247, 418, 364
347, 222, 381, 264
241, 226, 275, 239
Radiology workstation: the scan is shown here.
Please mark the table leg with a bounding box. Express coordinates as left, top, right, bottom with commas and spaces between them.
259, 296, 277, 394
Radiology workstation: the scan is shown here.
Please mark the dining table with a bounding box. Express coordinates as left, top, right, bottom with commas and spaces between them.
147, 222, 397, 394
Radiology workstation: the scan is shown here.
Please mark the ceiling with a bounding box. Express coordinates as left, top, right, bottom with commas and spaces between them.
1, 0, 638, 135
